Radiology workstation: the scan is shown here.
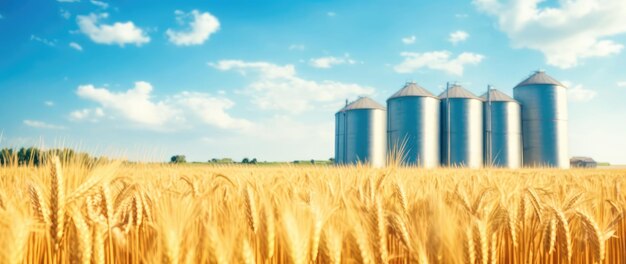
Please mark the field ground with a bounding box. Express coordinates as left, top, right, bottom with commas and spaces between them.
1, 159, 626, 263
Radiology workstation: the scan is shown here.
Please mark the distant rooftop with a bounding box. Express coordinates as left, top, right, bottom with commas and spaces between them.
388, 82, 437, 100
438, 84, 481, 100
338, 96, 386, 112
480, 88, 518, 103
515, 71, 565, 88
570, 156, 596, 162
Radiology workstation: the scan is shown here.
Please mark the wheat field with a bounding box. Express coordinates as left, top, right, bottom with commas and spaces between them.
0, 156, 625, 264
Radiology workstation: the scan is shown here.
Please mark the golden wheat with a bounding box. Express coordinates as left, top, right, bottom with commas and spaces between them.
0, 156, 626, 263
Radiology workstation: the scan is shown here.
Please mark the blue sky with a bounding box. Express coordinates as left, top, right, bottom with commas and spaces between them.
1, 0, 626, 163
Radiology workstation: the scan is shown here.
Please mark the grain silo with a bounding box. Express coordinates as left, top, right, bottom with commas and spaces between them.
481, 88, 522, 168
439, 85, 483, 168
387, 82, 440, 167
334, 97, 387, 167
513, 71, 569, 168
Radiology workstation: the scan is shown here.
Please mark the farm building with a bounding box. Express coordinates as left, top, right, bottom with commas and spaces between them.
570, 157, 597, 168
334, 71, 570, 168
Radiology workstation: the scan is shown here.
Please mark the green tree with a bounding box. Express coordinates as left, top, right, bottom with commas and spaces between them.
242, 158, 250, 164
170, 155, 187, 163
0, 148, 15, 165
251, 158, 257, 164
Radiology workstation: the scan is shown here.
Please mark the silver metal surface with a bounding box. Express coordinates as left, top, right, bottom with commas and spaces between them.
334, 111, 346, 164
481, 89, 522, 168
439, 85, 483, 168
335, 97, 387, 167
387, 83, 440, 167
514, 71, 569, 168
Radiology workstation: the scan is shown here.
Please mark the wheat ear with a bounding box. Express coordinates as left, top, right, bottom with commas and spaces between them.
71, 207, 93, 264
543, 217, 557, 255
50, 156, 65, 247
243, 185, 258, 233
550, 206, 572, 262
576, 210, 604, 262
310, 205, 323, 262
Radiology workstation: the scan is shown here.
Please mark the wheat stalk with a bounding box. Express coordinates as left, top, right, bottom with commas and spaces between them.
322, 225, 343, 264
70, 207, 92, 264
241, 238, 255, 264
373, 197, 388, 263
465, 226, 476, 264
476, 219, 488, 264
243, 185, 259, 234
92, 220, 106, 264
261, 206, 275, 260
28, 184, 51, 226
49, 156, 65, 248
543, 217, 557, 255
309, 205, 323, 262
576, 210, 604, 262
393, 182, 408, 215
550, 206, 572, 262
353, 220, 375, 264
283, 211, 306, 264
389, 213, 412, 250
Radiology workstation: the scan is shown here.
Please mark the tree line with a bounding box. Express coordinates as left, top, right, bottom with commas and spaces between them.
0, 147, 104, 166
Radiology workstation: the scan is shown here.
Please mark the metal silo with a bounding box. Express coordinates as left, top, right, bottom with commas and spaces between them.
481, 88, 522, 168
334, 97, 386, 167
334, 107, 346, 164
439, 84, 483, 168
513, 71, 569, 168
387, 82, 440, 167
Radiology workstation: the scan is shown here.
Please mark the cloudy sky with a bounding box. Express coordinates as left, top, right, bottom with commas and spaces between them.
1, 0, 626, 163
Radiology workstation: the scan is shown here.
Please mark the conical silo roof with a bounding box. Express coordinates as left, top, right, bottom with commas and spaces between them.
438, 84, 481, 100
480, 89, 518, 103
515, 71, 565, 88
338, 96, 385, 112
388, 82, 437, 100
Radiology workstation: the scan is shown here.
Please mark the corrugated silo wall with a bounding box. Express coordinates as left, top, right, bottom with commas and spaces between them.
484, 101, 522, 168
441, 98, 484, 168
345, 108, 387, 167
334, 111, 345, 164
387, 96, 440, 167
514, 84, 569, 168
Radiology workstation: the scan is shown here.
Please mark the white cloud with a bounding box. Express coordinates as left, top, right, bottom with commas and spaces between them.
394, 50, 484, 76
449, 30, 469, 44
309, 54, 358, 69
60, 9, 71, 19
76, 82, 177, 127
210, 60, 374, 113
174, 92, 252, 130
166, 10, 220, 46
23, 120, 66, 130
473, 0, 626, 68
402, 35, 416, 44
77, 13, 150, 46
617, 81, 626, 87
31, 35, 56, 46
44, 101, 55, 107
289, 44, 305, 51
327, 12, 336, 17
90, 0, 108, 9
73, 82, 250, 130
69, 108, 105, 122
69, 42, 83, 51
563, 81, 597, 102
